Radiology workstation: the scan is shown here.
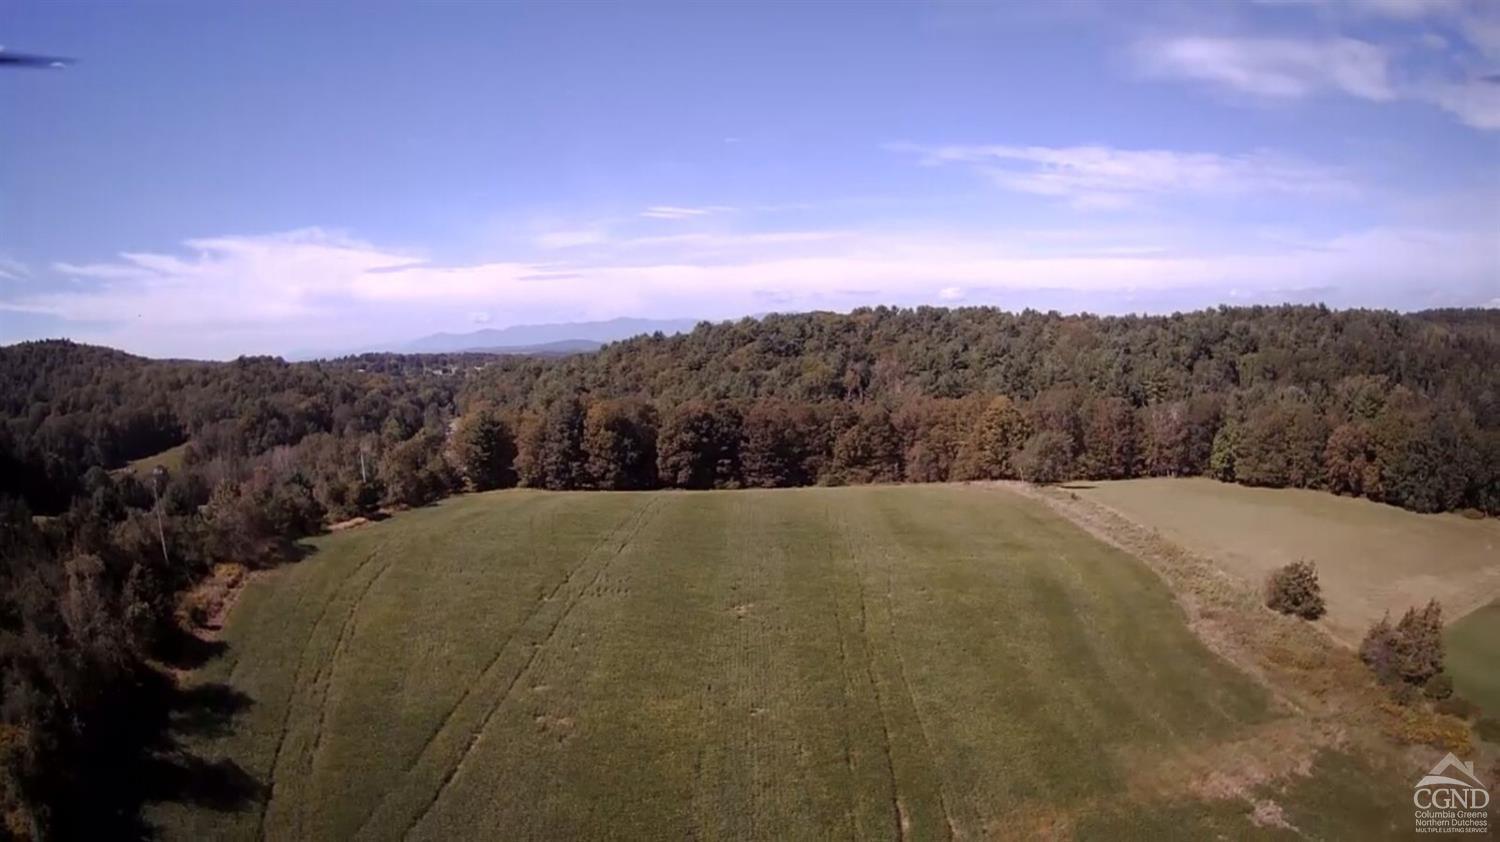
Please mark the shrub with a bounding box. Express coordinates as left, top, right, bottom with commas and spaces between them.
1360, 615, 1400, 685
1391, 681, 1420, 707
1422, 673, 1454, 701
1433, 696, 1479, 721
1264, 560, 1326, 620
1360, 601, 1445, 688
1394, 600, 1444, 686
1384, 705, 1473, 754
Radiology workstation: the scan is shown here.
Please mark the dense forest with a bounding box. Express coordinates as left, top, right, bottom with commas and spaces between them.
1, 304, 1498, 837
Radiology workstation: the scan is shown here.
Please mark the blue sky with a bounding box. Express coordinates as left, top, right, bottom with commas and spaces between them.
2, 0, 1497, 359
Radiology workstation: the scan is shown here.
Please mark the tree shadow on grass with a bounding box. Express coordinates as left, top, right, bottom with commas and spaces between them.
67, 540, 326, 838
55, 653, 265, 839
1058, 482, 1098, 490
155, 623, 228, 670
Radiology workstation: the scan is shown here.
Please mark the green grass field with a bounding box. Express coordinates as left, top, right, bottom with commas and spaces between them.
1446, 600, 1500, 722
151, 485, 1413, 840
114, 441, 189, 476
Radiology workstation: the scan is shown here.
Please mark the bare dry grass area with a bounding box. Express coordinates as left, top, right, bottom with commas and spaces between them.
1070, 478, 1500, 645
1012, 481, 1495, 834
151, 485, 1441, 840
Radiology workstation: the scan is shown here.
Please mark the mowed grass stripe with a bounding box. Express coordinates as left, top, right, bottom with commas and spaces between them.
300, 491, 624, 839
357, 493, 661, 840
157, 486, 1311, 841
849, 486, 1271, 831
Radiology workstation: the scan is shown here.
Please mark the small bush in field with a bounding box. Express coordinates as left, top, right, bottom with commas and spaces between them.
1391, 681, 1420, 707
1433, 696, 1478, 720
1361, 614, 1401, 685
1422, 673, 1454, 701
1264, 560, 1326, 620
1361, 601, 1446, 693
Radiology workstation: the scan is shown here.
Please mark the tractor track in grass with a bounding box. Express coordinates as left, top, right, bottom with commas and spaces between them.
400, 494, 664, 838
342, 495, 660, 840
835, 507, 907, 842
878, 547, 956, 841
300, 550, 399, 812
821, 504, 875, 842
862, 496, 956, 841
348, 496, 650, 837
256, 542, 389, 842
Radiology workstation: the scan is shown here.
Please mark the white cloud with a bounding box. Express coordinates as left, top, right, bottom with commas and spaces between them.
608, 230, 850, 253
904, 143, 1353, 208
1421, 78, 1500, 128
1137, 36, 1395, 100
639, 205, 736, 220
0, 256, 29, 282
535, 228, 610, 249
6, 222, 1496, 358
1136, 1, 1500, 130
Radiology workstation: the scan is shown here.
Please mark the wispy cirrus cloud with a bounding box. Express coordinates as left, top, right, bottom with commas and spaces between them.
534, 228, 611, 249
0, 256, 30, 282
897, 143, 1354, 209
638, 205, 737, 220
1135, 1, 1500, 129
1421, 76, 1500, 128
1136, 36, 1395, 100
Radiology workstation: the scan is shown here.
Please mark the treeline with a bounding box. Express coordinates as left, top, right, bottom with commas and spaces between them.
452, 306, 1500, 513
454, 384, 1499, 516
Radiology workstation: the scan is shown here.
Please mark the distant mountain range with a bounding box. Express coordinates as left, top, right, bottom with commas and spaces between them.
293, 317, 702, 360
400, 317, 701, 354
459, 338, 603, 356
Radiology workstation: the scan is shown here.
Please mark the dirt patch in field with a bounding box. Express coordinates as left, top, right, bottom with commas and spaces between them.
986, 803, 1072, 840
1119, 717, 1336, 804
533, 713, 576, 744
1249, 799, 1297, 831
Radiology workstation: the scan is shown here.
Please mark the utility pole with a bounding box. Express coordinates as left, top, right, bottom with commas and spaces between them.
150, 466, 170, 567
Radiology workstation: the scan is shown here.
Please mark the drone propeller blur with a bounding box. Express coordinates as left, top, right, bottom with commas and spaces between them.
0, 46, 74, 69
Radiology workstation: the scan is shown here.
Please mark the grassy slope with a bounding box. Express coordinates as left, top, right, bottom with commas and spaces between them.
151, 485, 1411, 840
114, 442, 189, 476
1074, 478, 1500, 646
1446, 600, 1500, 719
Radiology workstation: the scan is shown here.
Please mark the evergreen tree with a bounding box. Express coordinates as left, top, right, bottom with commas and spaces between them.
516, 397, 587, 490
449, 407, 516, 491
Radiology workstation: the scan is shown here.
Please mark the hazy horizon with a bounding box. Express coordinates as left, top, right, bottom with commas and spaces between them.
3, 0, 1498, 359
